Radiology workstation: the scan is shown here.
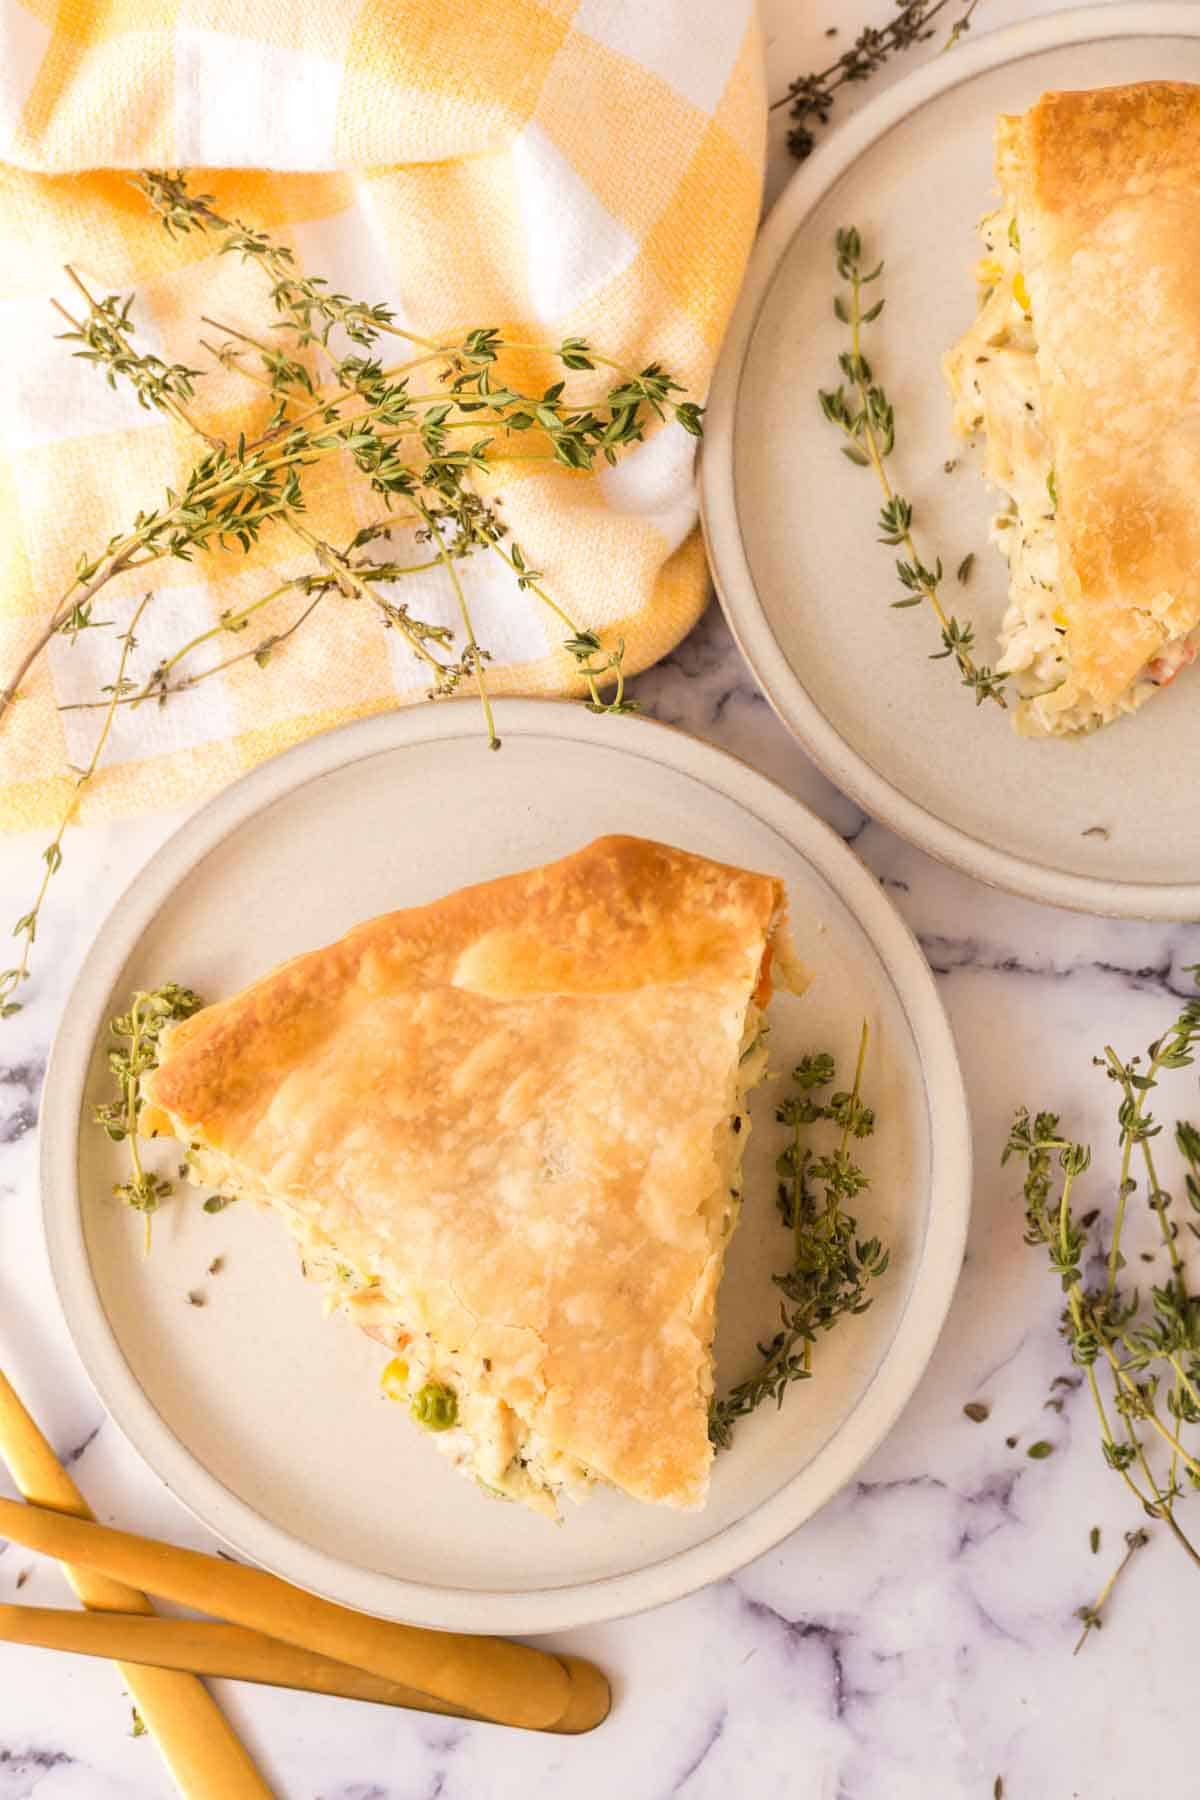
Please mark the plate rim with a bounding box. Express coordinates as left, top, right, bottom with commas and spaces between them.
41, 699, 970, 1634
701, 2, 1200, 922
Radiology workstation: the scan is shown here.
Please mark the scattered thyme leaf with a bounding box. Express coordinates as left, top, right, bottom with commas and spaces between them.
1090, 1526, 1101, 1554
1027, 1440, 1055, 1460
131, 1707, 147, 1738
207, 1256, 224, 1276
963, 1401, 990, 1423
956, 552, 974, 585
820, 227, 1005, 710
203, 1194, 234, 1213
186, 1290, 206, 1307
710, 1021, 889, 1449
15, 1566, 30, 1590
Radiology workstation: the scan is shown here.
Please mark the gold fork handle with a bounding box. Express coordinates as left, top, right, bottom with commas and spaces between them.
0, 1371, 273, 1797
0, 1495, 580, 1730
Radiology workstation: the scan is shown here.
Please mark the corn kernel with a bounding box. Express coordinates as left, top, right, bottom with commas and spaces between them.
380, 1355, 409, 1399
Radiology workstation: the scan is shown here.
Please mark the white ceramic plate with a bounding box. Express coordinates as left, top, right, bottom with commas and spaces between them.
42, 702, 969, 1633
702, 4, 1200, 920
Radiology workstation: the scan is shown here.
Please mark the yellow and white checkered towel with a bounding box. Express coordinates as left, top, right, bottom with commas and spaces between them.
0, 0, 764, 829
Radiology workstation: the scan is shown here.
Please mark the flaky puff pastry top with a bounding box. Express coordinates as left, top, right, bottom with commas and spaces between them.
142, 836, 791, 1509
998, 81, 1200, 707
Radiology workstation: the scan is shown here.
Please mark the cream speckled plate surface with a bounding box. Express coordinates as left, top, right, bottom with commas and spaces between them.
41, 702, 968, 1633
702, 4, 1200, 920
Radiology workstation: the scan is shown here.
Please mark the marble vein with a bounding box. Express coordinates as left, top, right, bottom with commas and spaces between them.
672, 1710, 726, 1792
61, 1422, 102, 1468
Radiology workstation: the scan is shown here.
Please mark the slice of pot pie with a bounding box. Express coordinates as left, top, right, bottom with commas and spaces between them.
944, 81, 1200, 735
141, 836, 801, 1517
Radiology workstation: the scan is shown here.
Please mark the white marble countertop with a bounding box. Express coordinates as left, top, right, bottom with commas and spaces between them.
1, 2, 1189, 1795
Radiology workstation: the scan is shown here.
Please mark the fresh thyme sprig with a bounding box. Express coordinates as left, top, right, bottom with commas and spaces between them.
0, 168, 700, 1013
1003, 969, 1200, 1643
53, 268, 211, 443
710, 1022, 889, 1449
773, 1, 984, 161
92, 983, 204, 1250
819, 228, 1006, 709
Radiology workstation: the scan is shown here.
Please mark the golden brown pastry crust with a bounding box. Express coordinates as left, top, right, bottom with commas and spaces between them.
998, 82, 1200, 708
144, 836, 786, 1509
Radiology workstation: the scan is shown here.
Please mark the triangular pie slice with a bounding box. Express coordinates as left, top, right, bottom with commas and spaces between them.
141, 836, 801, 1516
944, 81, 1200, 735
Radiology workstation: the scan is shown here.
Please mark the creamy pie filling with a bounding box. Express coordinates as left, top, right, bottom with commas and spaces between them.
945, 208, 1199, 734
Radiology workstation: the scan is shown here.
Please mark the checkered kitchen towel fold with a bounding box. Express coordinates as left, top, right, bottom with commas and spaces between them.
0, 0, 764, 829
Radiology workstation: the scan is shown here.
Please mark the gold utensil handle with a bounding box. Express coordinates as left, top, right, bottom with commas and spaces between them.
0, 1372, 272, 1798
0, 1605, 465, 1716
0, 1496, 595, 1732
0, 1605, 608, 1735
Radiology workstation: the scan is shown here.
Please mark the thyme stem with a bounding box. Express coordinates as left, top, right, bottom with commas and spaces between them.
772, 1, 983, 160
0, 544, 140, 719
414, 501, 498, 747
0, 589, 154, 1012
1073, 1529, 1150, 1654
820, 228, 1005, 709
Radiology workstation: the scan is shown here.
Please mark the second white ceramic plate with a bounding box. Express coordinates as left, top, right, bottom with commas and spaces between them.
703, 5, 1200, 918
41, 702, 968, 1633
